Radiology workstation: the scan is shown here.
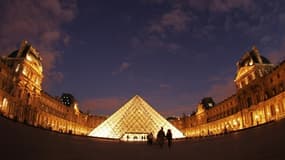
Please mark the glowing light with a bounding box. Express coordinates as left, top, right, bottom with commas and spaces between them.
2, 98, 8, 109
74, 103, 79, 115
254, 115, 260, 120
121, 133, 148, 141
249, 60, 253, 66
233, 120, 237, 126
26, 54, 33, 61
88, 95, 185, 140
22, 67, 27, 76
39, 66, 43, 72
15, 64, 20, 72
35, 78, 40, 85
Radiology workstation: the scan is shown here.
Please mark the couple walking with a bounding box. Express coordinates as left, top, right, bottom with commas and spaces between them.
156, 127, 172, 148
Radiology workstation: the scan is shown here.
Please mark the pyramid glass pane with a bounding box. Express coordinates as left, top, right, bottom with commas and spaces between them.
88, 95, 185, 141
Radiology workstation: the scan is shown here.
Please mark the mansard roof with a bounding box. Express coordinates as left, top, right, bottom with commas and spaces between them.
7, 40, 42, 61
237, 46, 271, 69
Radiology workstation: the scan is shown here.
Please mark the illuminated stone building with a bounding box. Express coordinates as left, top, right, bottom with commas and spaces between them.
1, 41, 284, 140
171, 46, 285, 137
0, 41, 106, 135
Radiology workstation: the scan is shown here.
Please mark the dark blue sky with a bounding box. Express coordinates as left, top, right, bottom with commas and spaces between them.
1, 0, 285, 116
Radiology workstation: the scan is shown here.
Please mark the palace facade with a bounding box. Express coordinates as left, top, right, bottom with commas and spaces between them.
170, 46, 285, 137
0, 41, 106, 135
1, 41, 285, 139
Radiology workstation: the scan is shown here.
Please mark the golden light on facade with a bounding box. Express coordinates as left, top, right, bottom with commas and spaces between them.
88, 95, 185, 141
1, 98, 8, 109
22, 66, 27, 76
233, 119, 237, 126
15, 64, 20, 72
74, 103, 80, 115
1, 41, 285, 140
26, 54, 33, 61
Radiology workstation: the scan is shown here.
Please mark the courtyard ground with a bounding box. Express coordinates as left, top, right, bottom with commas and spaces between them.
0, 116, 284, 160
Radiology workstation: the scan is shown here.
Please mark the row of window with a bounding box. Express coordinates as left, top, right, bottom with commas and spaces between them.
242, 82, 285, 108
208, 106, 241, 122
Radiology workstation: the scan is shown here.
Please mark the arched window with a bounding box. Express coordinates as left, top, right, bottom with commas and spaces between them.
2, 97, 8, 109
264, 92, 269, 100
256, 94, 260, 103
270, 105, 276, 116
247, 97, 252, 107
272, 88, 276, 96
279, 102, 284, 113
280, 83, 284, 92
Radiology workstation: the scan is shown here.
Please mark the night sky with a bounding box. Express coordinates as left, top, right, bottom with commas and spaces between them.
1, 0, 285, 116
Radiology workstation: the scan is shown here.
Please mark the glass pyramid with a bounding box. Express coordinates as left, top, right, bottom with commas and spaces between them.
88, 95, 185, 141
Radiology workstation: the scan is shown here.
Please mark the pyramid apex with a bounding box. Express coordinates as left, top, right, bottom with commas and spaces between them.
133, 94, 142, 99
88, 94, 185, 140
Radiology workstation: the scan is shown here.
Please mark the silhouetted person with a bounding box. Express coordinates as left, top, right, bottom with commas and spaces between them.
166, 129, 172, 149
147, 132, 153, 145
157, 127, 165, 148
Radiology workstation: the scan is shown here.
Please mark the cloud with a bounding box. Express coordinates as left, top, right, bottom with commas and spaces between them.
186, 0, 254, 12
119, 62, 131, 72
267, 40, 285, 64
141, 0, 166, 4
148, 8, 192, 34
0, 0, 77, 89
260, 35, 272, 45
80, 97, 126, 115
210, 0, 253, 12
144, 0, 254, 12
129, 6, 189, 55
279, 13, 285, 24
112, 62, 131, 75
159, 84, 171, 89
160, 105, 195, 117
130, 35, 181, 55
161, 9, 191, 31
206, 76, 236, 103
139, 0, 255, 54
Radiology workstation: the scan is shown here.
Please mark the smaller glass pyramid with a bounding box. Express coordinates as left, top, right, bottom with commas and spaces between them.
88, 95, 185, 141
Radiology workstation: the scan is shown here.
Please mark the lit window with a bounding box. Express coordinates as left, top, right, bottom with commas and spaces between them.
2, 98, 8, 108
252, 72, 256, 80
74, 103, 79, 113
259, 70, 263, 77
26, 54, 33, 61
22, 67, 27, 76
245, 78, 248, 85
39, 65, 43, 73
249, 60, 253, 66
15, 64, 20, 72
35, 78, 39, 85
239, 83, 242, 89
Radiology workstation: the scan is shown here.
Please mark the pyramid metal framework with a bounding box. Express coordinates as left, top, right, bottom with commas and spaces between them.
88, 95, 185, 140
